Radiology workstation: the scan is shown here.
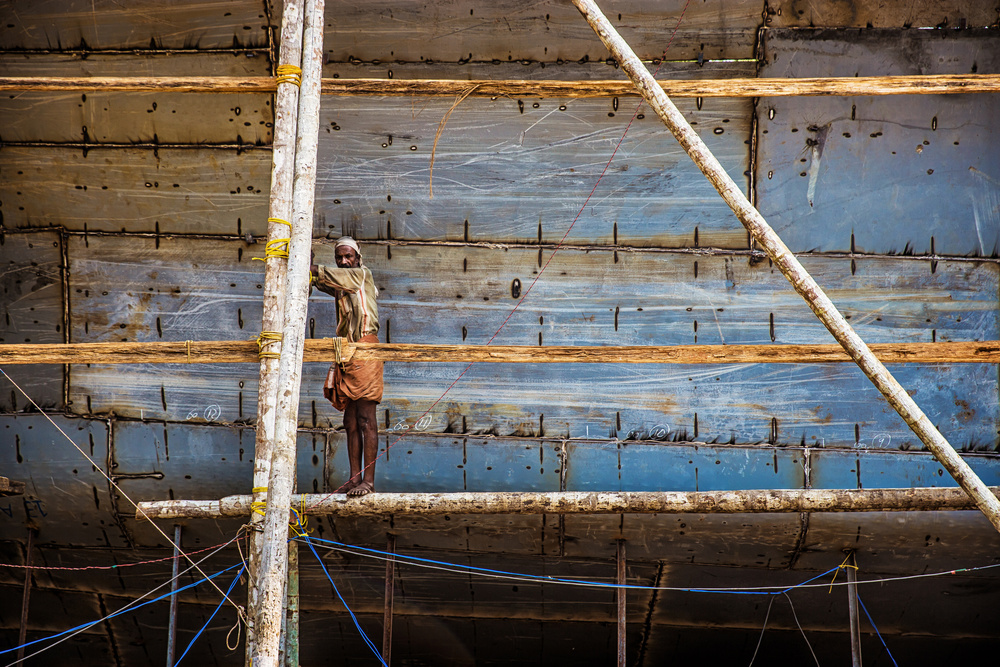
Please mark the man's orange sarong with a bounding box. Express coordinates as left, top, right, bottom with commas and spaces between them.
323, 333, 384, 411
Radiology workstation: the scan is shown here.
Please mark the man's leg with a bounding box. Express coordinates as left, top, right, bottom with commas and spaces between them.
342, 399, 362, 492
347, 399, 379, 497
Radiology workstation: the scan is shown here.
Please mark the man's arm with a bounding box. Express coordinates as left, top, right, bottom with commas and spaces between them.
312, 264, 367, 298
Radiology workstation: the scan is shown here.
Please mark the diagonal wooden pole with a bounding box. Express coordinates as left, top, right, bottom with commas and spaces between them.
252, 0, 325, 664
247, 0, 304, 663
571, 0, 1000, 533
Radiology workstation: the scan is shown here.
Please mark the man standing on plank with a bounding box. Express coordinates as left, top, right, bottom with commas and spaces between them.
311, 236, 383, 497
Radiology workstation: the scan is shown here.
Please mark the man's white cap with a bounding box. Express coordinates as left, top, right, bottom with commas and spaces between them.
334, 236, 361, 258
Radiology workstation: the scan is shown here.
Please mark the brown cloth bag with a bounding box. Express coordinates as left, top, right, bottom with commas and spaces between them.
323, 333, 384, 411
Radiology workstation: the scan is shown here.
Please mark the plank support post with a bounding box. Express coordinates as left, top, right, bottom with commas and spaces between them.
251, 0, 325, 663
846, 551, 862, 667
616, 539, 626, 667
15, 527, 35, 666
382, 534, 396, 666
571, 0, 1000, 534
166, 524, 182, 667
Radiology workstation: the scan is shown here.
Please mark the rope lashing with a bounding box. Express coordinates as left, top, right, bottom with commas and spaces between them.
250, 486, 268, 518
252, 219, 293, 262
267, 217, 292, 230
275, 64, 302, 87
256, 331, 283, 359
333, 336, 344, 369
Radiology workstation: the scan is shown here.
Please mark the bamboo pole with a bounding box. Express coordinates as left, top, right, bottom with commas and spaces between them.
616, 539, 626, 667
252, 0, 324, 664
3, 340, 1000, 366
135, 487, 1000, 520
1, 74, 998, 97
571, 0, 1000, 534
846, 552, 862, 667
247, 1, 304, 662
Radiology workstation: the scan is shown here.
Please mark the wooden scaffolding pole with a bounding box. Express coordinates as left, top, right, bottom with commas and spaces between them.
571, 0, 1000, 534
136, 487, 1000, 520
2, 74, 998, 98
3, 339, 1000, 366
247, 1, 304, 663
251, 0, 324, 663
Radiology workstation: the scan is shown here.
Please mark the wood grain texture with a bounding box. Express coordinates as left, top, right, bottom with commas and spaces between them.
134, 487, 1000, 519
4, 339, 1000, 365
3, 73, 997, 97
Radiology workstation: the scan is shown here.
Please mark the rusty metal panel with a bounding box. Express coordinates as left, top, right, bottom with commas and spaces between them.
768, 0, 998, 28
319, 0, 763, 62
0, 414, 128, 548
757, 29, 1000, 256
0, 0, 270, 50
0, 230, 63, 411
67, 238, 999, 447
0, 53, 273, 144
809, 449, 1000, 490
0, 146, 270, 234
314, 81, 752, 248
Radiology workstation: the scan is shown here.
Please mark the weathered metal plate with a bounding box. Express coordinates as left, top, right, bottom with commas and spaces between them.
315, 86, 751, 248
317, 0, 763, 62
67, 238, 1000, 446
0, 0, 270, 50
110, 421, 323, 546
0, 414, 127, 548
0, 53, 273, 144
767, 0, 998, 28
809, 450, 1000, 489
0, 146, 270, 234
757, 29, 1000, 256
0, 230, 63, 411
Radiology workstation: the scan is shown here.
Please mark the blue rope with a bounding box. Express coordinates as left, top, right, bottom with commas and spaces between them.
173, 564, 245, 666
304, 535, 388, 667
856, 592, 899, 667
301, 536, 841, 595
0, 562, 242, 657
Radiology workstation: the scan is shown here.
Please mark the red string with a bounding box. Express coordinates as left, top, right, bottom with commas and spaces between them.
320, 1, 693, 505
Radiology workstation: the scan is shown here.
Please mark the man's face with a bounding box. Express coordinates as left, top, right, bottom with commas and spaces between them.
335, 246, 360, 268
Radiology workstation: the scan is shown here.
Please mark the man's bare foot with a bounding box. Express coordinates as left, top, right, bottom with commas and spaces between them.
339, 478, 360, 494
347, 481, 374, 497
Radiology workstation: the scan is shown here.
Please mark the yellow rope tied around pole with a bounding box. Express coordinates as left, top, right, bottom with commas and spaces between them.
267, 217, 292, 229
827, 552, 859, 593
256, 331, 283, 359
275, 64, 302, 87
252, 218, 292, 262
250, 486, 268, 518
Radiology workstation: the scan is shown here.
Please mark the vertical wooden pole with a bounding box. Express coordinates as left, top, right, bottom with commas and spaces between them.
846, 554, 862, 667
571, 0, 1000, 534
248, 0, 304, 662
166, 525, 182, 667
15, 528, 35, 666
382, 534, 396, 666
285, 541, 300, 667
252, 0, 325, 663
616, 539, 626, 667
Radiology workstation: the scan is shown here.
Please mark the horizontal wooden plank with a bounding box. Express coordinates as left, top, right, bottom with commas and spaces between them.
768, 0, 997, 28
0, 230, 64, 410
4, 73, 998, 97
0, 54, 273, 144
5, 339, 1000, 366
0, 146, 270, 234
0, 0, 269, 50
319, 0, 762, 62
63, 237, 1000, 446
136, 487, 1000, 519
757, 29, 1000, 256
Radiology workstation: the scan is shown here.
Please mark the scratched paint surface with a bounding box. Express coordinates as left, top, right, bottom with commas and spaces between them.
0, 146, 270, 234
757, 29, 1000, 256
768, 0, 998, 29
0, 231, 63, 411
314, 85, 751, 248
320, 0, 764, 62
67, 238, 1000, 446
0, 0, 270, 50
0, 53, 274, 144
